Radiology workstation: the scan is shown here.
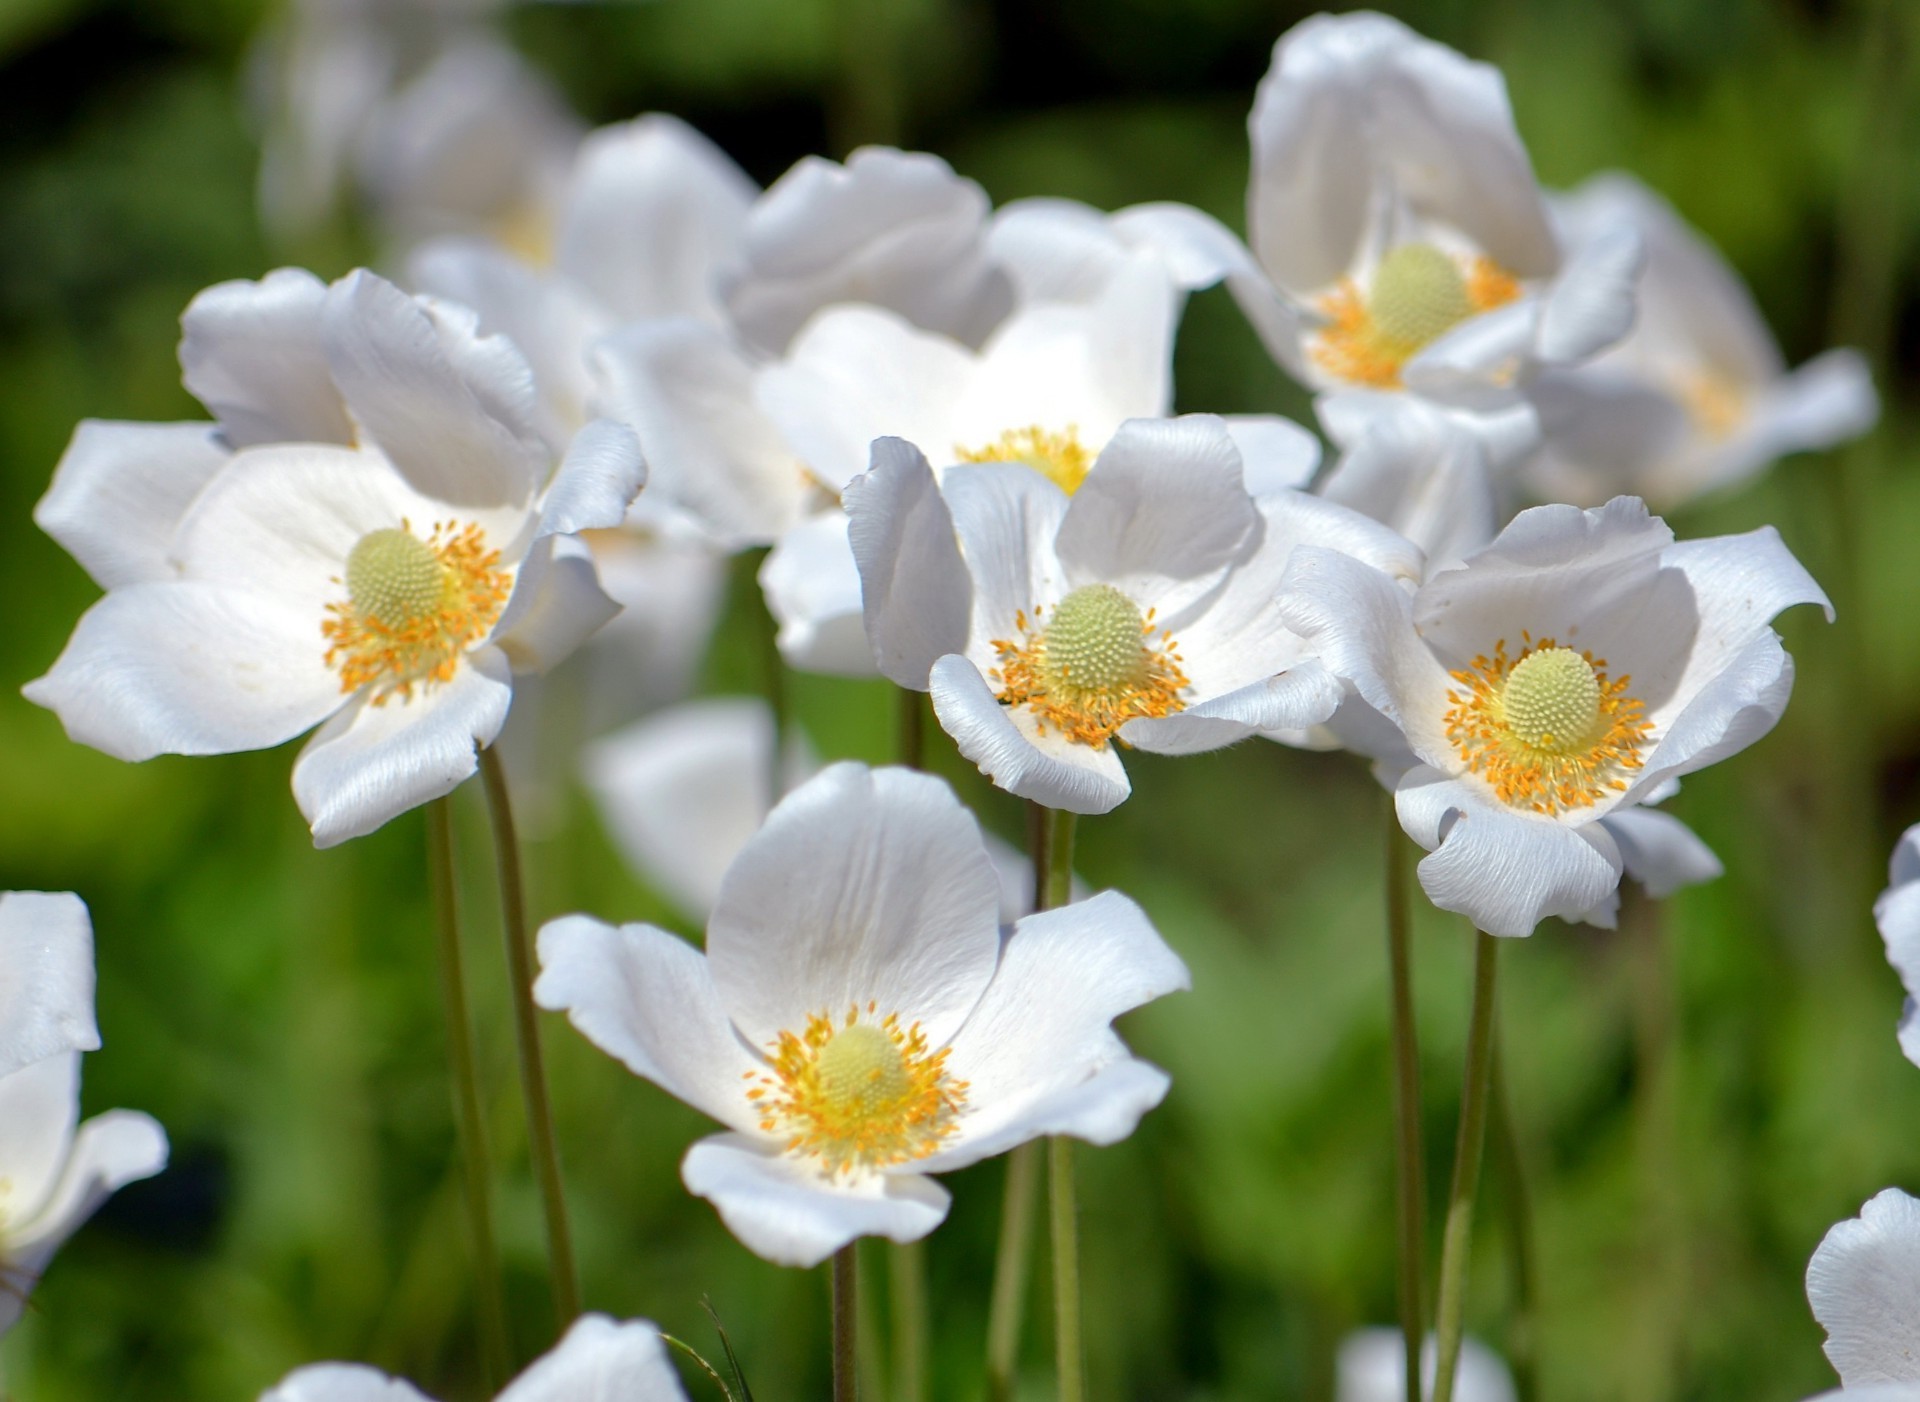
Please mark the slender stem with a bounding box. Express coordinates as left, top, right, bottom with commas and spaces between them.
1042, 808, 1076, 913
1383, 812, 1427, 1401
1431, 931, 1501, 1402
1627, 889, 1680, 1401
897, 686, 926, 773
985, 1142, 1043, 1402
1050, 1135, 1085, 1402
478, 745, 581, 1330
1489, 1032, 1537, 1402
832, 1244, 860, 1402
426, 799, 513, 1388
888, 1239, 929, 1402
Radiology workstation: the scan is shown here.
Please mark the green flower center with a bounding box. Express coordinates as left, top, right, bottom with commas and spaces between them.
1368, 242, 1476, 355
1499, 646, 1603, 755
1038, 584, 1151, 695
811, 1023, 912, 1116
344, 527, 450, 629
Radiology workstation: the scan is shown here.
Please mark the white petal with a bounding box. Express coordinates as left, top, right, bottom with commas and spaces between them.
987, 198, 1138, 304
723, 146, 1010, 355
178, 268, 353, 448
1396, 769, 1624, 937
557, 114, 756, 324
680, 1132, 949, 1268
753, 306, 973, 494
492, 536, 621, 676
259, 1364, 434, 1402
758, 510, 877, 678
1877, 830, 1920, 1069
706, 763, 1004, 1047
939, 464, 1070, 668
535, 419, 647, 540
1808, 1188, 1920, 1385
1749, 347, 1879, 460
921, 891, 1187, 1170
1335, 1327, 1517, 1402
1122, 662, 1344, 755
1399, 301, 1539, 412
1600, 806, 1722, 898
1317, 398, 1498, 571
584, 698, 781, 924
1800, 1388, 1920, 1402
24, 581, 341, 761
291, 651, 513, 848
499, 1314, 689, 1402
579, 532, 729, 723
323, 270, 546, 509
36, 421, 229, 590
0, 891, 98, 1079
1534, 222, 1645, 365
1225, 415, 1322, 493
0, 1053, 79, 1219
533, 915, 762, 1135
845, 438, 971, 689
929, 655, 1131, 814
1054, 416, 1258, 610
1107, 200, 1262, 292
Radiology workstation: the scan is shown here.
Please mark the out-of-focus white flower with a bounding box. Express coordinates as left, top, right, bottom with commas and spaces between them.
1874, 825, 1920, 1068
0, 894, 167, 1337
1277, 496, 1825, 935
26, 268, 644, 847
1806, 1189, 1920, 1395
536, 762, 1187, 1266
1123, 12, 1639, 450
261, 1312, 688, 1400
848, 416, 1417, 813
1335, 1327, 1517, 1402
254, 0, 581, 250
1523, 173, 1878, 509
583, 697, 1065, 925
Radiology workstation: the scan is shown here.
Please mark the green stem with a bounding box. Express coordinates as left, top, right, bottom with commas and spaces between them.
1627, 889, 1680, 1401
1431, 931, 1501, 1402
897, 686, 926, 773
478, 745, 582, 1330
832, 1244, 859, 1402
426, 799, 512, 1388
1050, 1135, 1084, 1402
888, 1239, 928, 1402
1489, 1032, 1537, 1402
1384, 812, 1427, 1401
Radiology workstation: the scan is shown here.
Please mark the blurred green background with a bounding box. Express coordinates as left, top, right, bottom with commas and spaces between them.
0, 0, 1916, 1397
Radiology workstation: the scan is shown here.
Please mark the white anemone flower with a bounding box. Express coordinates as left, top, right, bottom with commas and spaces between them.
1335, 1328, 1517, 1402
847, 415, 1418, 814
261, 1313, 687, 1401
25, 267, 645, 847
1276, 495, 1827, 936
536, 762, 1188, 1266
1874, 825, 1920, 1068
0, 893, 167, 1336
1806, 1189, 1920, 1395
1524, 173, 1878, 510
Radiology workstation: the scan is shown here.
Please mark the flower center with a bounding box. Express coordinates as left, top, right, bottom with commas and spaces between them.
749, 1007, 966, 1177
1443, 636, 1654, 816
990, 583, 1189, 747
955, 424, 1094, 495
1311, 242, 1520, 389
321, 521, 512, 704
1680, 369, 1747, 441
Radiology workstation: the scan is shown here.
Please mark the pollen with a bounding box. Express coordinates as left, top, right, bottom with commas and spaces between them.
1443, 636, 1654, 816
749, 1006, 966, 1177
321, 521, 512, 704
956, 424, 1095, 495
990, 583, 1189, 747
1311, 242, 1521, 389
1680, 369, 1747, 441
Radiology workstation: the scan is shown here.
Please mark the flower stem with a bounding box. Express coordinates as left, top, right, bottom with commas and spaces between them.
426, 798, 512, 1389
832, 1243, 860, 1402
1042, 807, 1083, 1402
1383, 811, 1427, 1401
1431, 930, 1501, 1402
897, 686, 926, 773
1489, 1032, 1537, 1402
1627, 888, 1680, 1401
888, 1238, 929, 1402
477, 744, 581, 1331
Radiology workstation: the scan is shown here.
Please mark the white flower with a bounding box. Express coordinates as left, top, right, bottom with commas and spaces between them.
1276, 495, 1826, 935
0, 893, 167, 1337
1807, 1189, 1920, 1393
583, 697, 1064, 925
535, 762, 1188, 1267
1335, 1328, 1516, 1402
1524, 173, 1878, 509
261, 1313, 687, 1401
0, 892, 97, 1082
26, 267, 645, 847
1874, 825, 1920, 1068
847, 415, 1417, 813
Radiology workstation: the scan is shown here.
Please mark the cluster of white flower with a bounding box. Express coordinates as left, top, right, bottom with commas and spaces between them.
13, 5, 1897, 1397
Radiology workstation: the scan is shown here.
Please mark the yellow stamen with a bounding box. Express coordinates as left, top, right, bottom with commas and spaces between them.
321, 521, 511, 704
1443, 636, 1654, 816
749, 1004, 966, 1177
1312, 243, 1521, 389
956, 424, 1095, 495
1680, 369, 1747, 441
990, 583, 1189, 748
